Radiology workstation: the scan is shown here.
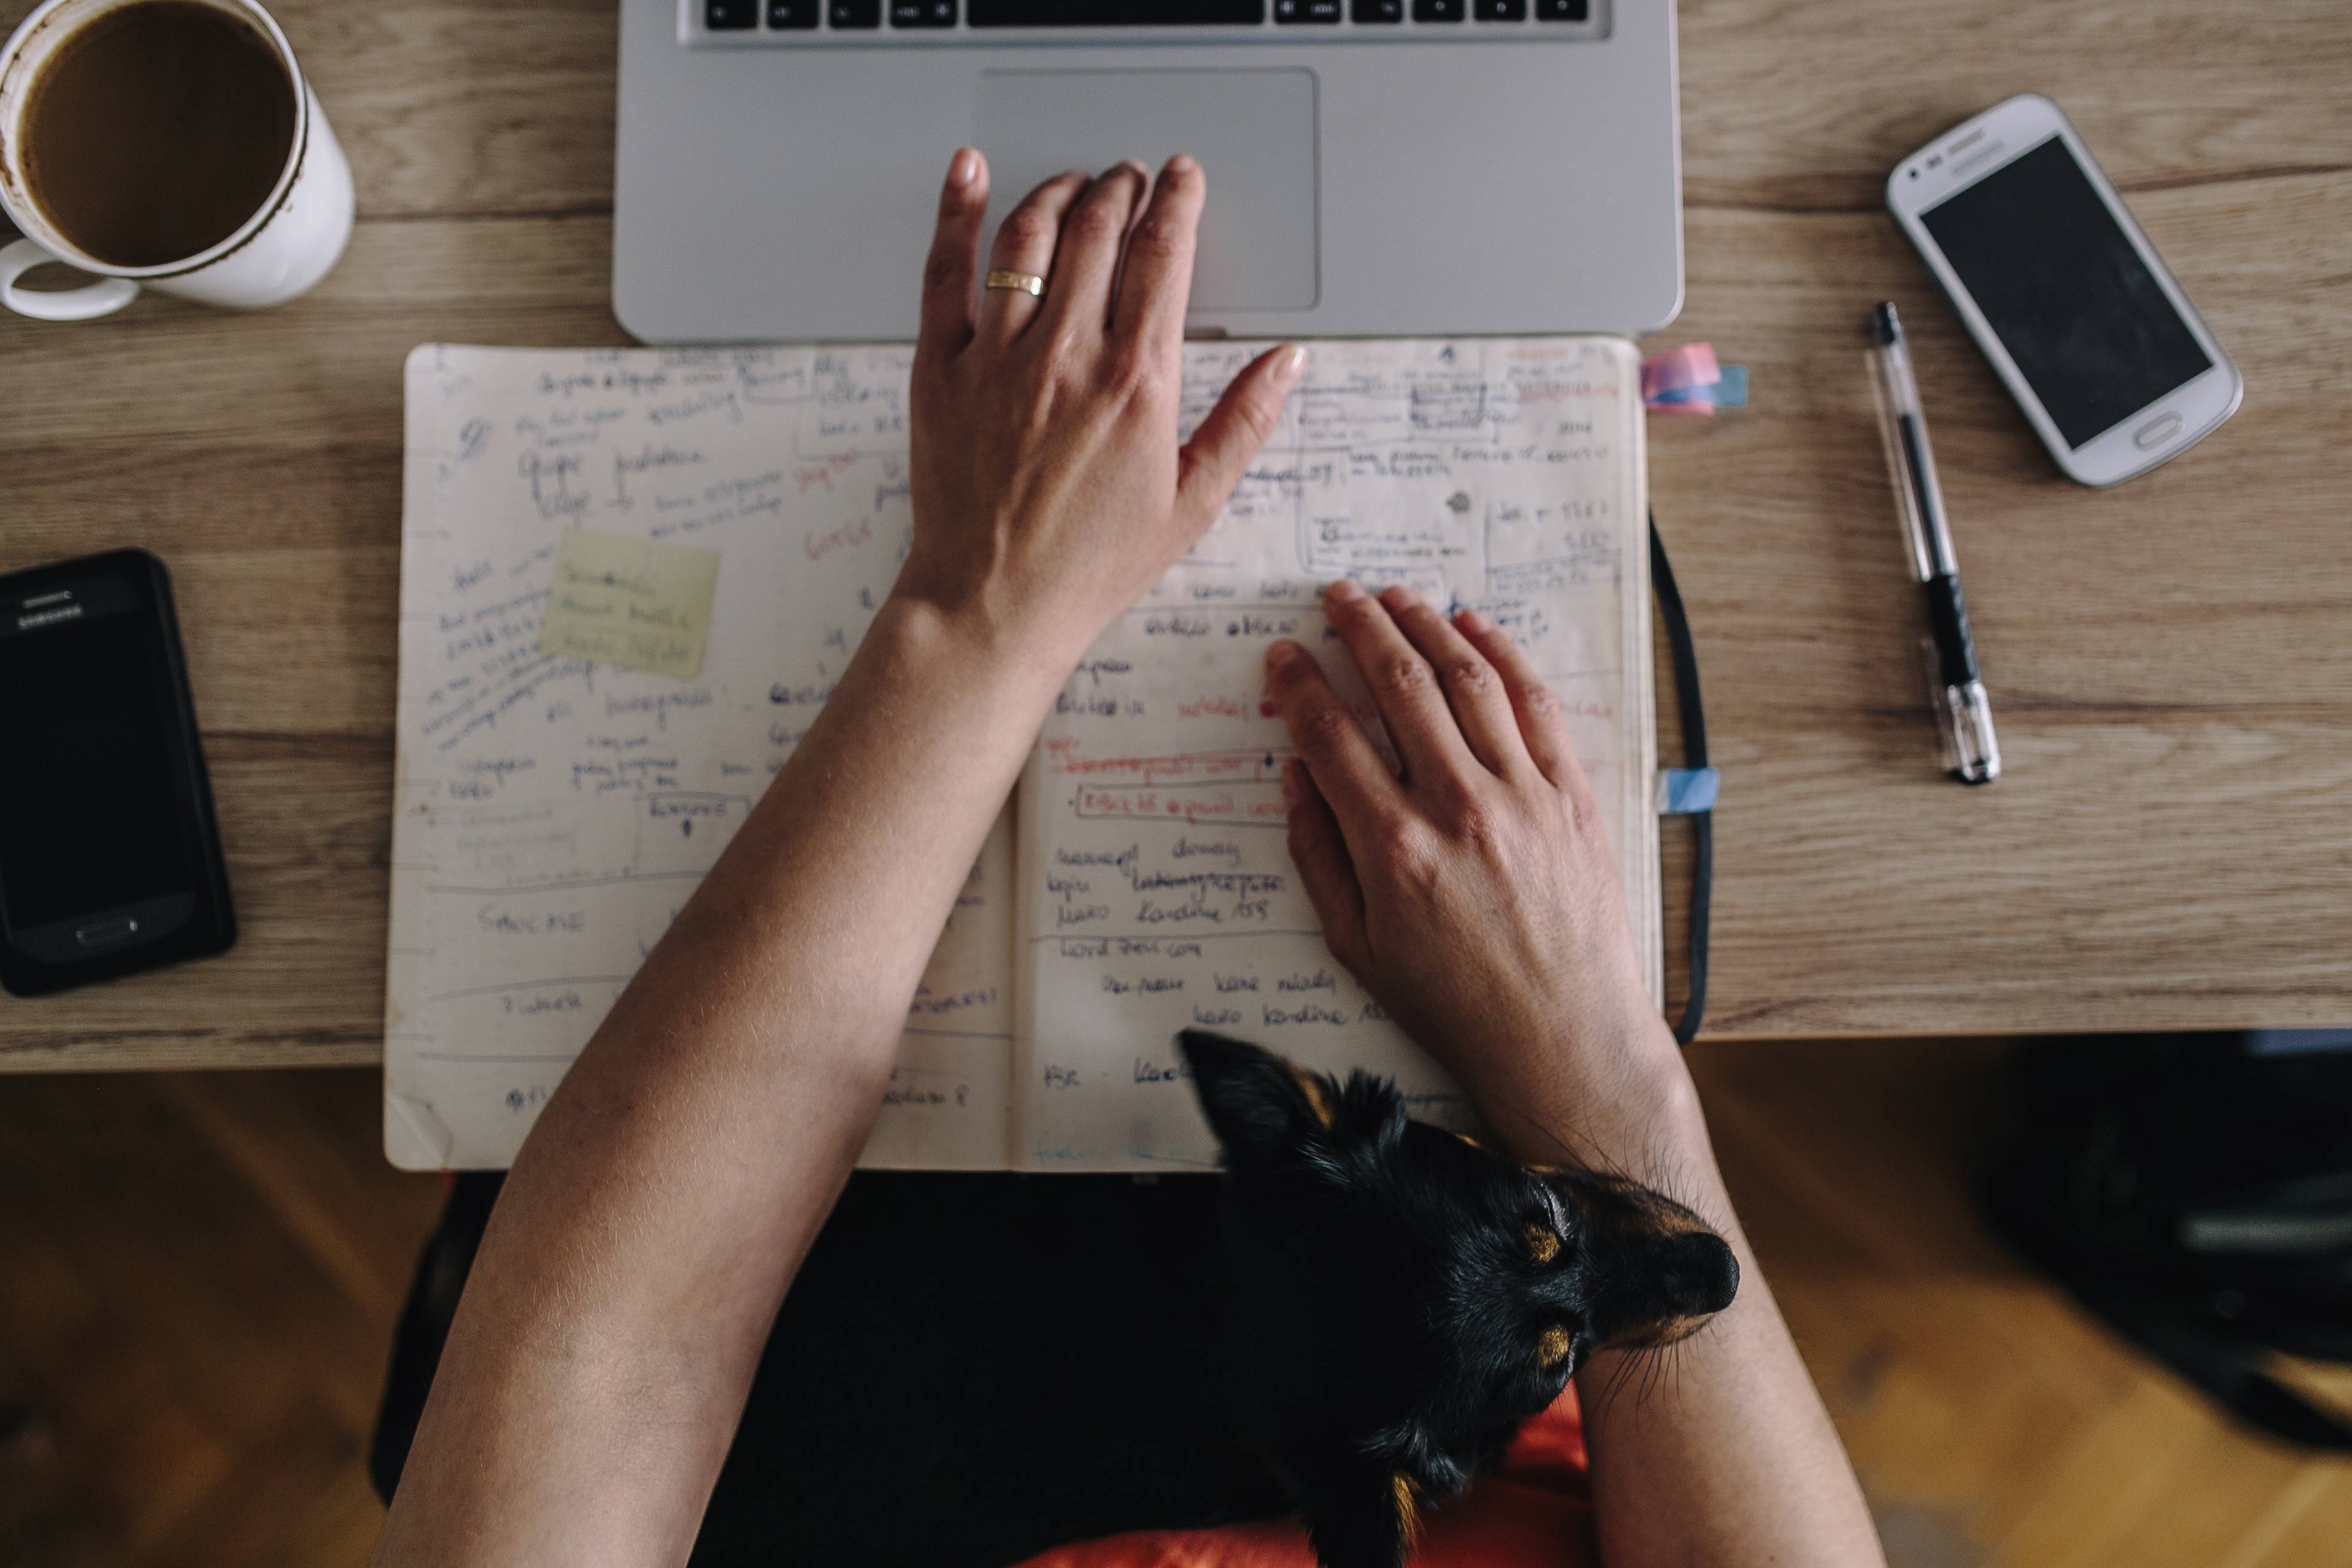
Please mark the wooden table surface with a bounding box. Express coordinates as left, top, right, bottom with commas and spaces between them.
3, 0, 2348, 1070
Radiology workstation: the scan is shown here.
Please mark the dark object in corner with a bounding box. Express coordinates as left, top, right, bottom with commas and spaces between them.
1987, 1032, 2352, 1449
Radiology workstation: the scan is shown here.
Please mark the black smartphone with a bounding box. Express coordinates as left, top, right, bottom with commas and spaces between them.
0, 549, 236, 997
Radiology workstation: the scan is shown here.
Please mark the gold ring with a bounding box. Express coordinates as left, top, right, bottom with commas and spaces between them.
984, 270, 1046, 297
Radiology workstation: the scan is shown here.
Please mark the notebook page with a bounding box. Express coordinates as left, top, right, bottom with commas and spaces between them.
1014, 338, 1654, 1172
386, 346, 1014, 1171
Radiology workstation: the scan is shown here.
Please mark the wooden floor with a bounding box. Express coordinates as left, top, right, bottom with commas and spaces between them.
2, 1045, 2347, 1567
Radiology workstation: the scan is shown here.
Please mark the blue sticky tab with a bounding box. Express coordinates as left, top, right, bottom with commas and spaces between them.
1658, 767, 1719, 816
1648, 366, 1748, 409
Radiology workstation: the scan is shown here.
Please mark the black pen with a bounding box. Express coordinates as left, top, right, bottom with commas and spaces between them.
1868, 302, 2000, 785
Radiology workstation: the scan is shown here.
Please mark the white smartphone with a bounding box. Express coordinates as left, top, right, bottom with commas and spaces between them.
1886, 94, 2241, 489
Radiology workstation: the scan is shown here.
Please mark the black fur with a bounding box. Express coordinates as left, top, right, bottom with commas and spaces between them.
1180, 1030, 1741, 1568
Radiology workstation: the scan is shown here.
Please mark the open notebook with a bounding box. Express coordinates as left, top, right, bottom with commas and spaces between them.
387, 340, 1656, 1171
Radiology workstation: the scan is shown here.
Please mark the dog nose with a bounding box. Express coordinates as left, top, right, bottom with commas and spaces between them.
1678, 1232, 1740, 1317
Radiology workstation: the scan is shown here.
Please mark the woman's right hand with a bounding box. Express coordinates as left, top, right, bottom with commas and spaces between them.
1263, 580, 1692, 1153
897, 149, 1304, 678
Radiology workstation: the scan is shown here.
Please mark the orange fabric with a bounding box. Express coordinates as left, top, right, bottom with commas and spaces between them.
1011, 1388, 1593, 1568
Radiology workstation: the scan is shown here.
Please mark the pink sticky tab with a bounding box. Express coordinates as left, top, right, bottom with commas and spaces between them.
1642, 342, 1721, 400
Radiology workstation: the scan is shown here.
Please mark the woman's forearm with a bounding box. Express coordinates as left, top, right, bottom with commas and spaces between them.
1489, 1031, 1886, 1568
372, 598, 1069, 1567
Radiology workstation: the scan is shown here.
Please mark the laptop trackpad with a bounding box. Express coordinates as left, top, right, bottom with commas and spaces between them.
975, 68, 1318, 314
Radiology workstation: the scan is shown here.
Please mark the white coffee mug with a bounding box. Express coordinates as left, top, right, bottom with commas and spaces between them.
0, 0, 354, 321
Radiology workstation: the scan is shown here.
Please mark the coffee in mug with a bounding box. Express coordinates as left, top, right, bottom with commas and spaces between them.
0, 0, 354, 321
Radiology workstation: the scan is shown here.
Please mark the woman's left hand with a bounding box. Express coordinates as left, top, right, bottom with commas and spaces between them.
897, 149, 1305, 671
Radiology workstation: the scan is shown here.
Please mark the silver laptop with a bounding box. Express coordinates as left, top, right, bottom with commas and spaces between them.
614, 0, 1681, 343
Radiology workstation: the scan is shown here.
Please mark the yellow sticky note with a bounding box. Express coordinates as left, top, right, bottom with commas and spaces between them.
538, 529, 719, 681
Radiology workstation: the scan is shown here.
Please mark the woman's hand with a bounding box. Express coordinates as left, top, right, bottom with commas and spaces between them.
1264, 581, 1687, 1144
898, 149, 1305, 672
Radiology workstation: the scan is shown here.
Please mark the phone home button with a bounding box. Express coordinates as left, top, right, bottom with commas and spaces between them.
2133, 412, 2185, 450
74, 915, 141, 949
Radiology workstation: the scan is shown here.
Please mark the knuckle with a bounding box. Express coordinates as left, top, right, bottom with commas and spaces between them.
1105, 340, 1160, 397
999, 209, 1056, 255
1068, 198, 1126, 244
922, 249, 966, 297
1439, 656, 1494, 699
1563, 776, 1603, 833
1042, 322, 1097, 375
1371, 653, 1434, 703
1449, 794, 1509, 854
1517, 681, 1564, 728
1286, 810, 1322, 859
1241, 385, 1286, 436
1370, 815, 1436, 881
1125, 215, 1186, 268
1291, 700, 1359, 758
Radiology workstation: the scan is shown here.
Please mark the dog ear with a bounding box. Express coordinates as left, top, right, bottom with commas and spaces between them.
1178, 1030, 1338, 1171
1296, 1456, 1418, 1568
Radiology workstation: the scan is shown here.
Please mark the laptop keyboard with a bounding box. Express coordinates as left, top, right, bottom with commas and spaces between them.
696, 0, 1600, 42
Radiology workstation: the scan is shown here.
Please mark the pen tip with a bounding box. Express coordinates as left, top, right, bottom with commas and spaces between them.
1870, 301, 1902, 346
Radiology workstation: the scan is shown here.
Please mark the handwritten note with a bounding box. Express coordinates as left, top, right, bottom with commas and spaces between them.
538, 529, 719, 679
388, 341, 1653, 1174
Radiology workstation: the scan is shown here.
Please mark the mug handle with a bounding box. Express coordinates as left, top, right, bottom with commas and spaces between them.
0, 237, 139, 321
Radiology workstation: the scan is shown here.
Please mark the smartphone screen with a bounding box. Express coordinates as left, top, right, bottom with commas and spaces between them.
0, 605, 198, 933
1920, 136, 2212, 450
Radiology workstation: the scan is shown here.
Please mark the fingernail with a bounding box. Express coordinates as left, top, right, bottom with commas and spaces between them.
1167, 153, 1199, 177
1277, 345, 1308, 384
1458, 606, 1492, 633
1382, 584, 1421, 610
1116, 158, 1149, 179
1266, 640, 1304, 670
949, 147, 979, 186
1325, 578, 1364, 605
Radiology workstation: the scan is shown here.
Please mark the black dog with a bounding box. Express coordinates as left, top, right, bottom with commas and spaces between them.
1180, 1030, 1741, 1568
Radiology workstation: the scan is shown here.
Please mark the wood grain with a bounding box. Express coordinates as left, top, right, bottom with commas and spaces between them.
1, 0, 2348, 1067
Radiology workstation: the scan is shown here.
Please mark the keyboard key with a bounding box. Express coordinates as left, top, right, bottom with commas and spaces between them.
1473, 0, 1526, 17
1412, 0, 1466, 20
1352, 0, 1403, 18
705, 0, 758, 27
968, 1, 1265, 22
1275, 0, 1340, 19
767, 0, 819, 25
830, 0, 882, 25
1535, 0, 1589, 17
891, 0, 956, 21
